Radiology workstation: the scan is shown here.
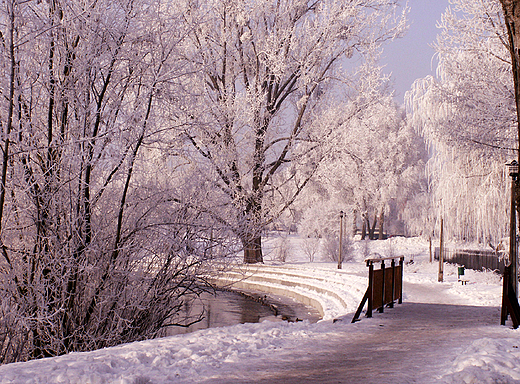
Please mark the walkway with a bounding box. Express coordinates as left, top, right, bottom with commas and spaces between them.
200, 280, 505, 383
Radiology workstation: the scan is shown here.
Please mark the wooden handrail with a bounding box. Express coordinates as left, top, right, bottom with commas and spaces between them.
365, 255, 405, 263
352, 255, 404, 323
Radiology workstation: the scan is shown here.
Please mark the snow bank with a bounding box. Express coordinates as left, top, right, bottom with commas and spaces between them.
440, 336, 520, 383
0, 321, 318, 384
0, 236, 517, 383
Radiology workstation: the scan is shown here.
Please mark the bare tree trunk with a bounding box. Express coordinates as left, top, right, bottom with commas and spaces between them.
369, 211, 378, 240
500, 1, 520, 165
352, 210, 358, 237
243, 235, 263, 264
0, 0, 16, 262
378, 209, 384, 240
242, 162, 264, 263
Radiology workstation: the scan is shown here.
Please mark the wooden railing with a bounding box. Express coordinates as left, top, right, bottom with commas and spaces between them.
352, 256, 404, 323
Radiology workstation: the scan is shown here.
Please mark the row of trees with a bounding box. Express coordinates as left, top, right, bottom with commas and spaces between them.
291, 0, 520, 251
407, 0, 516, 247
0, 0, 235, 363
295, 94, 427, 242
0, 0, 406, 362
7, 0, 520, 366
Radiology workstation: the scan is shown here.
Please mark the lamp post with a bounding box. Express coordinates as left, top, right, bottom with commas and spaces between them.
507, 160, 519, 296
338, 210, 344, 270
438, 217, 444, 282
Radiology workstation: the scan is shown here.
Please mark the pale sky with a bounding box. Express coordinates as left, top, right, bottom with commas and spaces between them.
382, 0, 452, 104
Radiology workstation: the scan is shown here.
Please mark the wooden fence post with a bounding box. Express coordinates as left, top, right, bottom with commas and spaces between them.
502, 265, 510, 325
338, 211, 344, 270
399, 256, 403, 304
367, 261, 373, 318
389, 258, 395, 308
379, 261, 385, 313
429, 236, 432, 263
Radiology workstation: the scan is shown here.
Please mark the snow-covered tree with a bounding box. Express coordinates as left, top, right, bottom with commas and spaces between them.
297, 93, 426, 240
500, 0, 520, 157
0, 0, 220, 363
178, 0, 406, 263
407, 0, 513, 246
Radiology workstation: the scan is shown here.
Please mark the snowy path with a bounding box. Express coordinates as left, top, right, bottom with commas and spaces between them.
0, 237, 518, 384
199, 303, 502, 384
196, 273, 506, 384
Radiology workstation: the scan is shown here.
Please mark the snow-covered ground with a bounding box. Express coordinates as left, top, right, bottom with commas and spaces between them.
0, 236, 517, 383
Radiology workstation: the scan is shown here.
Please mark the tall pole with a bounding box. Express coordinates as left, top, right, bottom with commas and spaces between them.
498, 1, 520, 322
438, 217, 444, 282
500, 0, 520, 298
429, 236, 432, 263
338, 211, 344, 270
504, 161, 519, 326
511, 178, 518, 296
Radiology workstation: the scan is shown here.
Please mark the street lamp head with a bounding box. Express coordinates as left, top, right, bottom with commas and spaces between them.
507, 160, 519, 179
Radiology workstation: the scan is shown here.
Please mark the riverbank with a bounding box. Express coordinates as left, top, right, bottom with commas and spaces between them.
0, 236, 515, 383
167, 289, 321, 336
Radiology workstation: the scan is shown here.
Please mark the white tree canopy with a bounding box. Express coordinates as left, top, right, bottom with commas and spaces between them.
406, 0, 513, 245
176, 0, 406, 262
297, 92, 426, 239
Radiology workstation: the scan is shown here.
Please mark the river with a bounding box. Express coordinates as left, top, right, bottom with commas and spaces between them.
167, 289, 321, 335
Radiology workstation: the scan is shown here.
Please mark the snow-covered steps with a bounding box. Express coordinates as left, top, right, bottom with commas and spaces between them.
210, 263, 368, 321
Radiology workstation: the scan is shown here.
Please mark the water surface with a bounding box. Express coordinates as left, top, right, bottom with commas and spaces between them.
167, 289, 321, 335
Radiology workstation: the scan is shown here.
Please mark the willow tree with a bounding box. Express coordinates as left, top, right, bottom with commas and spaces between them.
180, 0, 406, 263
407, 0, 514, 245
501, 0, 520, 163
